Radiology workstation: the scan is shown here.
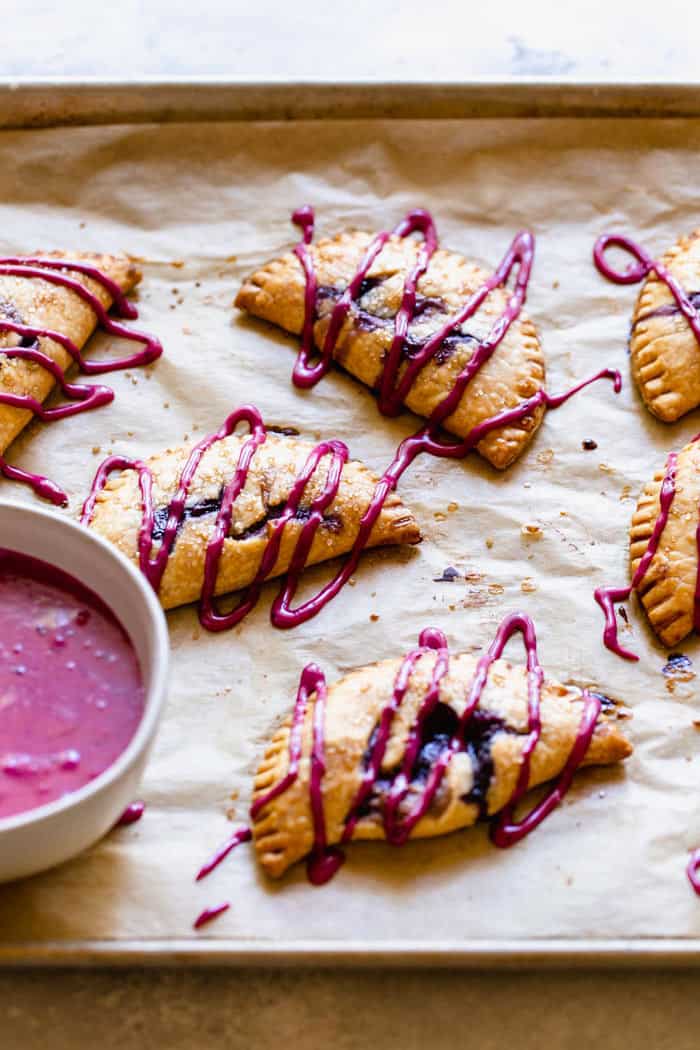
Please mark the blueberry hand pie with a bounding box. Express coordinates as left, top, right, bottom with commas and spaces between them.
0, 251, 143, 454
596, 229, 700, 423
251, 615, 631, 880
83, 409, 421, 617
628, 436, 700, 648
236, 219, 546, 470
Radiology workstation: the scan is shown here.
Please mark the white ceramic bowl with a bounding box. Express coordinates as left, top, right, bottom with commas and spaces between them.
0, 499, 169, 882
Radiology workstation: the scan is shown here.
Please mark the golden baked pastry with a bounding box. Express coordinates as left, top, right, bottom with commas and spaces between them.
629, 436, 700, 648
236, 226, 545, 469
85, 424, 421, 613
251, 618, 631, 879
629, 229, 700, 422
0, 251, 141, 455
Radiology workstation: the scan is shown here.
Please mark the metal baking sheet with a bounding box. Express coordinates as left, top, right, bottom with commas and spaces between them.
3, 78, 700, 128
2, 80, 700, 967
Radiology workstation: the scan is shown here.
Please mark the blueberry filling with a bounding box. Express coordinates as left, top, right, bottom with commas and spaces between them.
587, 690, 616, 711
0, 299, 36, 352
355, 701, 506, 823
151, 496, 225, 541
460, 710, 507, 817
434, 566, 460, 582
151, 493, 342, 544
315, 283, 479, 366
632, 291, 700, 328
662, 653, 694, 677
267, 425, 300, 436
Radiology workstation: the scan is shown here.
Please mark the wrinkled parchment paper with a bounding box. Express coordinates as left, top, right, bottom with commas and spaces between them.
2, 117, 700, 956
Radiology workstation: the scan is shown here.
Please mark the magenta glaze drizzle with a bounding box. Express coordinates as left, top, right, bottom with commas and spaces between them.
687, 850, 700, 896
196, 826, 252, 880
595, 427, 700, 661
251, 613, 602, 885
115, 801, 145, 827
594, 449, 681, 661
193, 902, 230, 929
594, 233, 700, 341
83, 211, 620, 632
0, 256, 162, 505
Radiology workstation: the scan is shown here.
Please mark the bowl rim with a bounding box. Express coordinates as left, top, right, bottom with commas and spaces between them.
0, 497, 169, 833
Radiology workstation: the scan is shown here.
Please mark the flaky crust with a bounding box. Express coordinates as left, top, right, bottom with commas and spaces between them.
87, 432, 421, 610
630, 229, 700, 422
0, 251, 141, 454
236, 231, 545, 469
252, 651, 631, 878
630, 438, 700, 647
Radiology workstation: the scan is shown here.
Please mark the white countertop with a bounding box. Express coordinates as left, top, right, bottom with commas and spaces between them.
8, 0, 700, 82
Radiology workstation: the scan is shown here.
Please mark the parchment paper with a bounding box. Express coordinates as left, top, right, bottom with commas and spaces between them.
1, 117, 700, 953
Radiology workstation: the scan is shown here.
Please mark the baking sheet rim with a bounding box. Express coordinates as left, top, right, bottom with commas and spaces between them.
3, 77, 700, 127
3, 938, 700, 969
0, 80, 694, 969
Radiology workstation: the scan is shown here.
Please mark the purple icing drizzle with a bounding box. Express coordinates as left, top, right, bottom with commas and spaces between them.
594, 233, 700, 342
687, 849, 700, 896
114, 800, 145, 827
193, 901, 230, 929
195, 826, 252, 881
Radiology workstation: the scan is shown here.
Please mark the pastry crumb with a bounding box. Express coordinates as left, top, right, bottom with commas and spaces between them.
521, 523, 543, 540
598, 462, 615, 474
370, 613, 380, 622
91, 445, 101, 455
582, 438, 597, 451
447, 501, 458, 513
520, 578, 537, 593
485, 537, 494, 549
536, 448, 554, 465
488, 583, 504, 595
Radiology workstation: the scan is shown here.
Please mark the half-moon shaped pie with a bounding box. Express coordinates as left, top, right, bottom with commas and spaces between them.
0, 252, 140, 454
630, 437, 700, 647
252, 643, 631, 878
630, 228, 700, 422
86, 430, 421, 611
236, 230, 545, 469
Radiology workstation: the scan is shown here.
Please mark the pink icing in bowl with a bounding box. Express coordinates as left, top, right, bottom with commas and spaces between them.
0, 549, 145, 819
0, 500, 168, 882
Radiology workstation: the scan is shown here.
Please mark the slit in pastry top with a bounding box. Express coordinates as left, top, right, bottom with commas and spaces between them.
596, 433, 700, 657
595, 229, 700, 422
82, 405, 421, 628
250, 612, 632, 882
0, 251, 162, 505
